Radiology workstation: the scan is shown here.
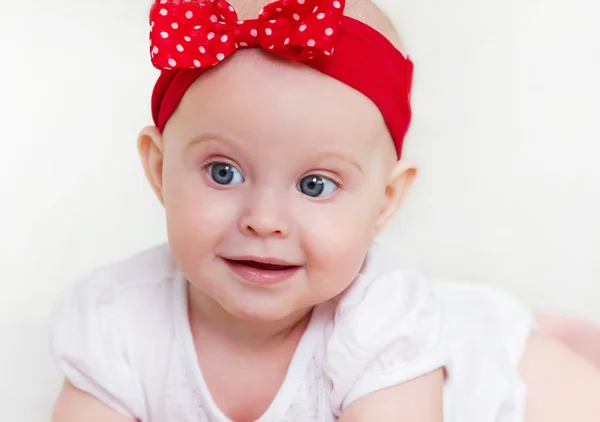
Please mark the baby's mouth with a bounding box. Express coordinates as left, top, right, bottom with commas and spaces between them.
222, 257, 302, 286
225, 259, 298, 271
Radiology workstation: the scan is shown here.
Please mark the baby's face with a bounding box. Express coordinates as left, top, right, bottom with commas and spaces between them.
159, 51, 399, 321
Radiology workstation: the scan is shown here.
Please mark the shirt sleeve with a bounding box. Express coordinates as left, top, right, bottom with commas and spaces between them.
324, 269, 449, 417
49, 275, 142, 419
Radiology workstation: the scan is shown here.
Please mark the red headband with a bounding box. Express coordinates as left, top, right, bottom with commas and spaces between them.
150, 0, 413, 158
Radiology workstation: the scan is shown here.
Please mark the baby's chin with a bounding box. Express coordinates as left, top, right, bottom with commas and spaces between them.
229, 306, 308, 329
217, 288, 315, 324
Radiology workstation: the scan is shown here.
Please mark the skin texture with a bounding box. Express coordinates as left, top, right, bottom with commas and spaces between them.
52, 0, 600, 421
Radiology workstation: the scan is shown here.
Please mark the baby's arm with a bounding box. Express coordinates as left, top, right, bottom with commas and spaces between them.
338, 368, 444, 422
53, 381, 137, 422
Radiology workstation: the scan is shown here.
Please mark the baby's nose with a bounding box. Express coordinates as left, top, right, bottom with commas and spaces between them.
239, 191, 290, 238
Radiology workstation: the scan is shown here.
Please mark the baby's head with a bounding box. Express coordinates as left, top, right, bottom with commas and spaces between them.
139, 0, 416, 322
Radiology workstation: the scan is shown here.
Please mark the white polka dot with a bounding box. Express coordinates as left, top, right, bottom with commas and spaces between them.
259, 8, 264, 14
324, 51, 331, 56
171, 22, 179, 29
250, 29, 258, 37
239, 41, 248, 47
307, 39, 315, 47
176, 44, 184, 52
199, 46, 206, 53
160, 8, 168, 16
237, 20, 244, 24
184, 36, 191, 42
276, 7, 282, 12
298, 0, 305, 4
313, 6, 318, 12
221, 34, 228, 42
160, 0, 167, 3
284, 38, 290, 45
210, 14, 218, 23
269, 45, 274, 50
186, 11, 193, 19
265, 28, 272, 35
194, 25, 202, 30
269, 19, 276, 23
207, 32, 215, 40
293, 13, 300, 21
333, 1, 341, 8
168, 58, 177, 66
152, 46, 159, 54
325, 27, 333, 36
317, 13, 325, 19
194, 59, 201, 67
160, 31, 169, 38
217, 53, 225, 61
299, 24, 307, 32
229, 5, 234, 11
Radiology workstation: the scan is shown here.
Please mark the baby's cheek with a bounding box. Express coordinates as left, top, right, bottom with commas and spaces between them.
318, 199, 376, 244
301, 208, 374, 298
163, 169, 239, 272
164, 161, 237, 226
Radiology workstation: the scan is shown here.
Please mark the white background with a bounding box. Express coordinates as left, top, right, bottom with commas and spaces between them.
0, 0, 599, 418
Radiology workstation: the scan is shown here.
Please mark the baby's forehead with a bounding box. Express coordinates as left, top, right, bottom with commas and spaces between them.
180, 48, 386, 130
171, 49, 394, 161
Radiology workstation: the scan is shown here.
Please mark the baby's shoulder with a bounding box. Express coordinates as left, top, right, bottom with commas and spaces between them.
59, 243, 175, 309
72, 243, 175, 290
50, 243, 178, 349
336, 242, 434, 313
323, 243, 448, 416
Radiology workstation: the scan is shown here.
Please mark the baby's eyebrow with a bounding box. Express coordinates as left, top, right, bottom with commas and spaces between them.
185, 137, 209, 151
184, 133, 230, 152
318, 152, 364, 174
183, 135, 363, 173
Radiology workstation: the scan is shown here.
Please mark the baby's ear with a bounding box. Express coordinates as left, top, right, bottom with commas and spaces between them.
373, 160, 417, 237
137, 126, 166, 206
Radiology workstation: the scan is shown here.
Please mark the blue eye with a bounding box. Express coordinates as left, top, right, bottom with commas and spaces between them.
298, 175, 338, 198
209, 162, 244, 185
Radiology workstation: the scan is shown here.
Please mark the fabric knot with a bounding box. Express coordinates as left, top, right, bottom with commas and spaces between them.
234, 19, 261, 48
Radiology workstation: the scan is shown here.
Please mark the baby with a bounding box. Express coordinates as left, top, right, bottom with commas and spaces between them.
50, 0, 600, 421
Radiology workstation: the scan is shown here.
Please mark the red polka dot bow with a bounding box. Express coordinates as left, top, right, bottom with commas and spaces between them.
150, 0, 346, 69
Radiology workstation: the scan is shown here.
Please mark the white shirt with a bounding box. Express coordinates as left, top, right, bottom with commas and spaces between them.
49, 243, 532, 422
